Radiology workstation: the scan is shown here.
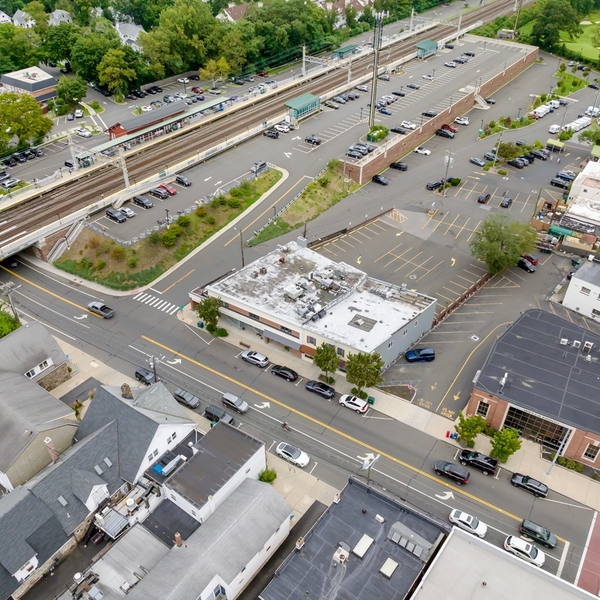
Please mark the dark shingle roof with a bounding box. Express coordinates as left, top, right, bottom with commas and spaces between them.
476, 309, 600, 434
113, 104, 186, 133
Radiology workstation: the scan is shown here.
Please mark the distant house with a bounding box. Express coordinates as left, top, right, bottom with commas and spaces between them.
12, 9, 35, 28
115, 21, 145, 52
48, 9, 72, 26
0, 11, 11, 23
216, 2, 253, 23
0, 66, 57, 103
316, 0, 372, 28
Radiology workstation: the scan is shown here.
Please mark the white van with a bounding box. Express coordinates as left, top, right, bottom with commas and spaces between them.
549, 124, 561, 134
535, 105, 550, 118
548, 100, 560, 109
586, 106, 600, 117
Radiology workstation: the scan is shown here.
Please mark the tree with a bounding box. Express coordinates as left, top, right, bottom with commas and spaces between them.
579, 127, 600, 145
558, 61, 566, 73
489, 427, 522, 463
70, 32, 118, 83
0, 92, 53, 152
55, 75, 87, 107
528, 0, 582, 51
314, 343, 340, 382
97, 48, 137, 95
469, 214, 537, 275
195, 296, 221, 331
496, 141, 522, 160
454, 411, 486, 447
345, 351, 384, 396
0, 23, 42, 73
41, 22, 80, 64
0, 304, 21, 338
344, 3, 358, 29
592, 24, 600, 49
23, 0, 48, 31
558, 127, 573, 141
199, 57, 230, 86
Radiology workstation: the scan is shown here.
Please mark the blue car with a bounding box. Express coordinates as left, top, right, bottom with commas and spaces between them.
405, 348, 435, 362
378, 108, 392, 115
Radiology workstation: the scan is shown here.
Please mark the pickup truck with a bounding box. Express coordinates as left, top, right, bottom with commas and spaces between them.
87, 301, 114, 319
459, 450, 498, 476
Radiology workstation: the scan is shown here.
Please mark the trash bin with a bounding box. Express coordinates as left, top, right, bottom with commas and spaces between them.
197, 321, 204, 329
367, 396, 375, 405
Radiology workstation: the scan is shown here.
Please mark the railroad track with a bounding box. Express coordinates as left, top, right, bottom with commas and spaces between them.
0, 0, 523, 248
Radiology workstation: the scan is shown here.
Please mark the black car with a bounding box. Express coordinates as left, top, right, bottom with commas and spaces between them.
436, 128, 455, 138
390, 161, 408, 170
454, 56, 467, 64
589, 83, 600, 90
135, 367, 157, 385
150, 187, 169, 199
477, 193, 491, 204
133, 195, 153, 209
511, 473, 548, 497
391, 126, 408, 134
508, 159, 524, 169
485, 98, 496, 105
515, 139, 527, 147
500, 197, 513, 208
264, 129, 279, 139
517, 257, 536, 273
305, 380, 336, 399
463, 51, 476, 57
305, 135, 322, 145
422, 110, 438, 118
372, 174, 389, 185
106, 208, 126, 223
232, 77, 245, 85
176, 174, 192, 186
407, 83, 420, 90
444, 42, 455, 49
22, 150, 36, 160
174, 388, 201, 409
517, 156, 530, 166
14, 153, 27, 163
434, 460, 470, 485
531, 149, 549, 160
459, 450, 498, 476
392, 90, 406, 97
519, 519, 558, 548
521, 153, 535, 162
3, 157, 16, 167
550, 177, 569, 189
271, 365, 299, 381
347, 150, 363, 159
426, 180, 445, 190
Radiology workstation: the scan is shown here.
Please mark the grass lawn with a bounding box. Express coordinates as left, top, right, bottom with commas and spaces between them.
554, 72, 587, 94
55, 170, 282, 290
560, 13, 600, 61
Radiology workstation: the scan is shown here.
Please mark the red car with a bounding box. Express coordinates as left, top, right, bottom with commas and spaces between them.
191, 87, 204, 94
529, 113, 539, 120
521, 253, 538, 265
159, 183, 177, 196
442, 123, 458, 133
257, 71, 269, 77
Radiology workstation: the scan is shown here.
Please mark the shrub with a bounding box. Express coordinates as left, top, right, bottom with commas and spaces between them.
258, 468, 277, 483
239, 180, 252, 193
148, 230, 160, 244
489, 120, 496, 129
217, 327, 228, 337
89, 237, 100, 249
497, 169, 508, 175
128, 257, 138, 268
229, 187, 242, 197
80, 257, 93, 268
195, 205, 207, 217
450, 177, 461, 186
205, 215, 216, 225
162, 230, 178, 248
483, 165, 490, 171
177, 214, 191, 227
169, 224, 183, 238
111, 246, 126, 260
327, 158, 340, 170
94, 260, 106, 270
88, 100, 101, 110
228, 198, 241, 208
319, 176, 330, 187
102, 244, 111, 254
218, 197, 227, 206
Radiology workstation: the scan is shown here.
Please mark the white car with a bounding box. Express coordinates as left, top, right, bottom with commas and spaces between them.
454, 116, 469, 125
74, 109, 84, 118
449, 509, 488, 538
378, 73, 390, 81
339, 394, 369, 414
120, 207, 136, 218
177, 77, 189, 84
401, 120, 417, 130
504, 536, 545, 567
422, 74, 433, 80
414, 146, 431, 155
142, 105, 153, 112
274, 123, 290, 133
76, 128, 91, 138
276, 442, 310, 467
356, 84, 369, 92
444, 61, 457, 68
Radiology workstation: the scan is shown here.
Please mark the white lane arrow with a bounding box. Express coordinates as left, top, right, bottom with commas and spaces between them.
292, 136, 301, 140
357, 452, 376, 463
74, 314, 88, 320
167, 358, 182, 365
254, 401, 271, 409
214, 180, 222, 186
435, 491, 455, 500
204, 176, 212, 181
284, 152, 292, 158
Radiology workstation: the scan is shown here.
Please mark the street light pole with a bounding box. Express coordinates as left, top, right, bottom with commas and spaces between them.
443, 150, 455, 196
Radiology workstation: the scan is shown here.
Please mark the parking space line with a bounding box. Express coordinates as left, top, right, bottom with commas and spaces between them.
336, 236, 356, 248
455, 274, 478, 286
330, 242, 349, 254
350, 228, 372, 240
403, 255, 434, 277
370, 221, 389, 233
443, 214, 462, 235
374, 242, 404, 263
465, 220, 481, 243
453, 217, 473, 240
393, 251, 423, 272
415, 259, 443, 281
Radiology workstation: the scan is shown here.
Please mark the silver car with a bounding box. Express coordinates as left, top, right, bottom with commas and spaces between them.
240, 350, 269, 367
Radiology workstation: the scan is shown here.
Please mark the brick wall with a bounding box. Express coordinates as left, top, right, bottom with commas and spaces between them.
29, 226, 72, 262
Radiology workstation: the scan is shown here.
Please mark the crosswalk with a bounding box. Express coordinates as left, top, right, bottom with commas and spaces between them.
133, 292, 181, 315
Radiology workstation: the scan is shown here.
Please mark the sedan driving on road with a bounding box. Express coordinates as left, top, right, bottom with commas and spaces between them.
87, 301, 114, 318
504, 536, 545, 567
305, 380, 335, 399
433, 461, 470, 485
339, 394, 368, 413
271, 365, 299, 381
511, 473, 548, 497
414, 147, 431, 155
276, 443, 310, 467
449, 509, 487, 538
241, 350, 269, 368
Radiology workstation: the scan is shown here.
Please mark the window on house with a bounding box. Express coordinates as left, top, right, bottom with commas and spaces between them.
153, 449, 159, 458
147, 453, 153, 462
307, 336, 316, 345
24, 358, 53, 378
476, 401, 489, 418
388, 341, 394, 349
220, 300, 229, 308
167, 436, 172, 444
583, 444, 599, 462
281, 326, 292, 335
581, 287, 591, 296
593, 309, 600, 318
337, 347, 344, 357
328, 344, 335, 349
248, 313, 260, 321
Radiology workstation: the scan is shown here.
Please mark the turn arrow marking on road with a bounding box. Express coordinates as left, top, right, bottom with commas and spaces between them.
74, 314, 88, 320
167, 358, 182, 365
254, 402, 271, 409
435, 491, 455, 500
284, 152, 292, 158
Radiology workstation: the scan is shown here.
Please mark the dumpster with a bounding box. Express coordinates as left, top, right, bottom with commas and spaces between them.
367, 396, 375, 405
197, 321, 204, 329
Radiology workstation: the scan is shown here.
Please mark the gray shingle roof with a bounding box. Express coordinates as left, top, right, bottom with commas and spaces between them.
128, 478, 291, 599
27, 423, 123, 535
0, 488, 68, 597
0, 321, 66, 383
114, 103, 186, 133
0, 371, 76, 473
76, 384, 193, 483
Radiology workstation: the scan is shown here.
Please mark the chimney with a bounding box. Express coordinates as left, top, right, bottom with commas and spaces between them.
121, 383, 133, 399
44, 437, 60, 463
174, 532, 182, 547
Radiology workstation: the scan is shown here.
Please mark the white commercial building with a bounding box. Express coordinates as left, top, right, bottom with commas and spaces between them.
563, 257, 600, 322
566, 161, 600, 226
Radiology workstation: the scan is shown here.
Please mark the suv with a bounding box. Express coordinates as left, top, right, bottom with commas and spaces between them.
204, 405, 235, 425
150, 187, 169, 199
519, 519, 558, 548
436, 129, 455, 139
133, 195, 153, 209
176, 174, 192, 186
511, 473, 548, 497
241, 350, 269, 367
477, 193, 491, 204
434, 460, 470, 485
106, 208, 126, 223
174, 388, 201, 409
135, 367, 156, 385
459, 450, 498, 476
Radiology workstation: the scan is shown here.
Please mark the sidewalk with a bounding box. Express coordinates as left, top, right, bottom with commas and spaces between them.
180, 306, 600, 512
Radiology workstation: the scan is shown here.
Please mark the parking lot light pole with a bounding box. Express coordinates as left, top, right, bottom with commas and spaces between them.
492, 126, 507, 168
443, 150, 455, 196
368, 12, 385, 129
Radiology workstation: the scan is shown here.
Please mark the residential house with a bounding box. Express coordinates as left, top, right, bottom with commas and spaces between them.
316, 0, 372, 28
216, 2, 251, 23
115, 21, 145, 52
48, 9, 72, 25
0, 11, 11, 23
12, 9, 35, 27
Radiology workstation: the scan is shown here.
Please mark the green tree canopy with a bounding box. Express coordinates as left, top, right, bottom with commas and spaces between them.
199, 56, 230, 85
490, 427, 522, 462
469, 214, 537, 275
314, 343, 340, 381
345, 351, 384, 395
41, 22, 80, 63
97, 48, 137, 94
0, 92, 52, 151
55, 75, 87, 107
496, 141, 523, 160
0, 304, 21, 338
528, 0, 582, 50
23, 0, 48, 31
195, 295, 221, 331
70, 31, 118, 83
0, 23, 41, 74
579, 126, 600, 145
454, 411, 486, 447
111, 0, 174, 30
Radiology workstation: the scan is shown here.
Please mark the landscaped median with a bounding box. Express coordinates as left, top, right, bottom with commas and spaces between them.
54, 169, 282, 290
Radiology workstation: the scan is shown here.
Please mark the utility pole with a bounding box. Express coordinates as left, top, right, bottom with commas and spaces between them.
443, 150, 455, 196
0, 281, 20, 324
409, 6, 414, 32
148, 355, 163, 383
234, 227, 245, 268
302, 45, 306, 78
513, 0, 523, 38
368, 12, 385, 129
492, 126, 507, 169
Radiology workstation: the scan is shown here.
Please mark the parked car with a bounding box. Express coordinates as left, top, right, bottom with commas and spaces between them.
377, 73, 390, 81
305, 380, 336, 399
507, 159, 524, 169
159, 183, 177, 195
135, 367, 157, 385
241, 350, 269, 367
372, 174, 389, 185
477, 193, 491, 204
521, 253, 538, 265
191, 86, 203, 94
463, 51, 476, 57
485, 98, 496, 105
442, 124, 458, 133
459, 450, 498, 476
407, 83, 420, 90
305, 134, 322, 145
557, 170, 575, 181
470, 157, 486, 167
87, 301, 114, 318
433, 460, 470, 485
390, 161, 408, 170
174, 388, 201, 409
378, 107, 392, 115
401, 120, 417, 130
550, 177, 569, 189
120, 207, 136, 218
355, 142, 374, 153
517, 257, 536, 273
422, 73, 433, 80
74, 109, 84, 118
504, 536, 545, 567
426, 180, 445, 191
346, 150, 363, 159
422, 110, 438, 118
392, 90, 406, 97
339, 394, 369, 413
221, 392, 249, 413
405, 348, 435, 362
133, 195, 153, 209
500, 197, 513, 208
276, 443, 310, 467
414, 147, 431, 155
204, 405, 234, 425
519, 519, 558, 548
0, 178, 19, 189
391, 126, 408, 134
484, 152, 497, 161
106, 208, 126, 223
264, 129, 279, 139
324, 101, 340, 110
454, 116, 469, 125
449, 509, 487, 538
444, 61, 457, 68
76, 128, 91, 138
356, 85, 369, 92
271, 364, 299, 381
436, 128, 455, 139
150, 187, 169, 199
511, 473, 548, 497
444, 43, 455, 49
66, 113, 75, 121
175, 174, 192, 186
274, 123, 290, 133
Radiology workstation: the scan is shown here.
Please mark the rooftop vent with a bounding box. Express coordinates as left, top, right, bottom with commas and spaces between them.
333, 546, 349, 565
296, 537, 305, 550
573, 340, 581, 348
560, 338, 569, 346
260, 267, 267, 274
375, 514, 385, 523
251, 271, 258, 278
584, 341, 594, 353
57, 496, 68, 507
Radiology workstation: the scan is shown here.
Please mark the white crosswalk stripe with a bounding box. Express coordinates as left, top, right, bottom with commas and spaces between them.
133, 292, 180, 315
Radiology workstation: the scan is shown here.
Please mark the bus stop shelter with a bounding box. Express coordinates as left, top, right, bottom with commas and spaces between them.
285, 94, 320, 120
333, 45, 357, 59
415, 40, 437, 59
546, 139, 565, 152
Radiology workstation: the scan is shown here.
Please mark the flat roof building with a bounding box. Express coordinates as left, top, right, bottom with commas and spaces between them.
0, 66, 56, 102
193, 240, 436, 368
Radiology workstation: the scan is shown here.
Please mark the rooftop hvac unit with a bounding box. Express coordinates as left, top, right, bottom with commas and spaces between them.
260, 267, 267, 274
333, 546, 349, 565
573, 340, 581, 348
560, 338, 569, 346
584, 341, 594, 353
126, 498, 136, 512
585, 354, 592, 362
251, 271, 258, 278
284, 285, 303, 300
296, 305, 310, 318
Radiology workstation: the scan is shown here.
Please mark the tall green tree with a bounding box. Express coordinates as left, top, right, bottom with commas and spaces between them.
0, 303, 21, 338
199, 56, 230, 86
0, 92, 53, 151
314, 343, 340, 382
23, 0, 48, 31
111, 0, 173, 30
345, 352, 384, 396
469, 214, 537, 275
579, 127, 600, 145
490, 428, 522, 462
41, 21, 80, 63
70, 32, 117, 83
454, 411, 486, 447
495, 142, 523, 160
0, 23, 41, 73
55, 75, 87, 107
529, 0, 582, 50
97, 48, 137, 95
195, 296, 221, 331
